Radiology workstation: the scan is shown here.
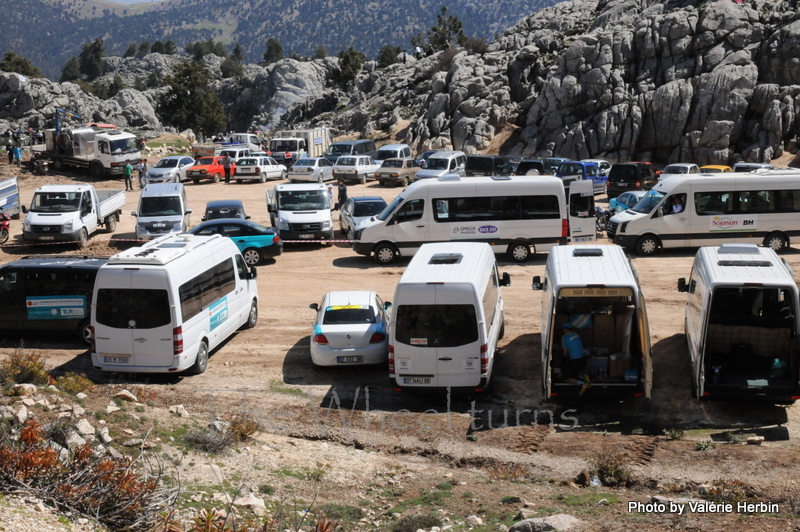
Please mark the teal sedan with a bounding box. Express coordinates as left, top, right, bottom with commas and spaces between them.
188, 218, 282, 265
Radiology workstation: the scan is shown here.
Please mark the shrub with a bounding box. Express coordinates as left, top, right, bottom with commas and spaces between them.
391, 514, 442, 532
0, 349, 52, 386
56, 372, 94, 395
587, 448, 632, 487
226, 413, 259, 442
185, 427, 235, 454
316, 503, 364, 521
464, 37, 489, 55
259, 483, 275, 495
662, 428, 685, 441
696, 440, 716, 451
704, 479, 755, 504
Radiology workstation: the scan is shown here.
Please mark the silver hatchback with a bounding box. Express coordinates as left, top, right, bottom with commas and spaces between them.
147, 156, 195, 183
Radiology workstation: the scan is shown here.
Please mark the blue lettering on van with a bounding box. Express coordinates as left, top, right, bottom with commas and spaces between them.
26, 296, 86, 320
479, 225, 498, 234
208, 297, 228, 331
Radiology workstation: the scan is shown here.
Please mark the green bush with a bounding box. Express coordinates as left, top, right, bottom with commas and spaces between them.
0, 349, 52, 386
391, 514, 442, 532
56, 372, 94, 395
587, 449, 632, 487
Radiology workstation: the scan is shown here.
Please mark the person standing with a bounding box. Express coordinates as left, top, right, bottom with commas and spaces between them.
13, 146, 22, 166
123, 161, 134, 191
6, 141, 13, 165
223, 154, 233, 184
138, 159, 149, 188
336, 179, 347, 211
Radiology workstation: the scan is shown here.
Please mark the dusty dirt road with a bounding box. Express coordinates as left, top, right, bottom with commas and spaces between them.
3, 159, 800, 530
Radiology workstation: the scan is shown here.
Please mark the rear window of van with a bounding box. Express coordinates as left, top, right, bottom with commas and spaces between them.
395, 305, 478, 347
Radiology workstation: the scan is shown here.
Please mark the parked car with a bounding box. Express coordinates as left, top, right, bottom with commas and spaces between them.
147, 156, 195, 183
512, 158, 548, 176
699, 165, 732, 173
186, 156, 230, 183
235, 156, 287, 182
187, 218, 282, 265
608, 190, 648, 213
288, 157, 334, 183
202, 199, 249, 221
415, 151, 467, 180
339, 196, 388, 238
375, 158, 418, 187
308, 290, 390, 366
556, 161, 607, 195
322, 140, 378, 164
374, 144, 412, 164
606, 162, 658, 198
662, 163, 699, 176
582, 158, 611, 174
545, 157, 570, 173
332, 156, 381, 184
733, 162, 774, 172
465, 155, 516, 176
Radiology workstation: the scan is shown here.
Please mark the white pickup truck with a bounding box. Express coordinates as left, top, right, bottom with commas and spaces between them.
332, 156, 382, 184
23, 184, 125, 248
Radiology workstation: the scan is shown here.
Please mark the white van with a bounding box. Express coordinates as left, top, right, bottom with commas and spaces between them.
607, 170, 800, 255
91, 234, 259, 374
677, 244, 800, 402
374, 144, 412, 164
389, 242, 510, 392
352, 175, 596, 264
266, 183, 333, 243
415, 151, 467, 180
132, 183, 191, 241
532, 245, 653, 399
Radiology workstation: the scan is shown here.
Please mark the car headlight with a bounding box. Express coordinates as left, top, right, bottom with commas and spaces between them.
278, 219, 289, 230
172, 223, 183, 232
23, 218, 30, 231
137, 224, 147, 233
63, 220, 73, 233
322, 219, 331, 230
620, 222, 629, 233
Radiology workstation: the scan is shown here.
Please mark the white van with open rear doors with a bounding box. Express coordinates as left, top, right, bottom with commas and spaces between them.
532, 245, 653, 399
388, 242, 511, 392
677, 243, 800, 402
352, 175, 595, 264
90, 233, 259, 374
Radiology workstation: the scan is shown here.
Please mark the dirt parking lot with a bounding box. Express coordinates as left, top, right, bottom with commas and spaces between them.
3, 160, 800, 530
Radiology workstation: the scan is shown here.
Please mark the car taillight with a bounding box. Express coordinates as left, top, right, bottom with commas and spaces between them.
391, 173, 400, 177
370, 333, 386, 344
374, 173, 380, 177
635, 181, 642, 188
313, 334, 328, 344
89, 325, 96, 353
388, 345, 395, 373
562, 218, 569, 237
267, 150, 273, 156
255, 167, 261, 173
173, 326, 183, 355
480, 344, 488, 373
273, 234, 281, 243
308, 168, 313, 172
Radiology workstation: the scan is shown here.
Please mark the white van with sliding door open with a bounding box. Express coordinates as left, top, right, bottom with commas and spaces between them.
389, 242, 511, 392
532, 245, 653, 399
352, 175, 595, 264
677, 243, 800, 402
91, 233, 259, 374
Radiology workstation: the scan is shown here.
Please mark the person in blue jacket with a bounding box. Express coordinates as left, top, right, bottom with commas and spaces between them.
561, 323, 588, 383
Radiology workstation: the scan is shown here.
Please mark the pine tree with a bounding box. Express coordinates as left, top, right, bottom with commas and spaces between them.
123, 43, 137, 58
313, 46, 327, 60
59, 57, 81, 82
376, 45, 402, 68
158, 61, 228, 136
263, 38, 283, 64
164, 40, 177, 55
232, 43, 244, 62
78, 39, 105, 81
0, 51, 44, 77
428, 7, 467, 50
220, 56, 243, 78
137, 41, 151, 57
331, 46, 367, 86
151, 41, 165, 54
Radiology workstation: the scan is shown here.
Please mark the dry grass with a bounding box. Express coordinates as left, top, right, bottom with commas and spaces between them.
587, 448, 632, 487
55, 372, 94, 395
0, 348, 53, 387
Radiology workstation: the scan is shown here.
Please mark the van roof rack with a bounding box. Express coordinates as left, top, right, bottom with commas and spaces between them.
573, 248, 604, 257
429, 253, 463, 264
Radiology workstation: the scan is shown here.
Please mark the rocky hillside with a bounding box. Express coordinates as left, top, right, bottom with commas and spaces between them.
2, 0, 800, 165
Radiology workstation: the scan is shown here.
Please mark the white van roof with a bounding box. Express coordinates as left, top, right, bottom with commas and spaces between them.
273, 182, 327, 192
401, 174, 565, 196
695, 244, 793, 286
141, 183, 185, 197
398, 242, 494, 284
652, 169, 800, 193
108, 234, 225, 265
547, 245, 638, 288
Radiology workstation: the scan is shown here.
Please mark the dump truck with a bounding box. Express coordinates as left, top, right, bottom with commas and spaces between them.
267, 128, 331, 167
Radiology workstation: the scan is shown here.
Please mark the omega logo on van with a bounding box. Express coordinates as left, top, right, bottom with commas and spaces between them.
478, 225, 498, 234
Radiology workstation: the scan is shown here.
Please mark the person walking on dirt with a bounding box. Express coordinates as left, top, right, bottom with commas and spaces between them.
138, 159, 149, 188
123, 161, 134, 191
223, 154, 233, 184
13, 146, 22, 166
336, 179, 347, 211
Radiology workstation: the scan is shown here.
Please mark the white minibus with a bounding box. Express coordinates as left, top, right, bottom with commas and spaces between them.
677, 244, 800, 402
389, 242, 511, 392
91, 234, 259, 374
353, 175, 596, 264
532, 245, 653, 399
608, 170, 800, 255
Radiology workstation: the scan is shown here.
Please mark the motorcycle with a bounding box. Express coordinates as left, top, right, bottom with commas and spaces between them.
0, 212, 10, 245
25, 158, 48, 175
595, 206, 612, 233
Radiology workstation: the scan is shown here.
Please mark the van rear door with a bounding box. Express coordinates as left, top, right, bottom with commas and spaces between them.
433, 283, 482, 388
393, 284, 439, 386
568, 180, 596, 243
638, 290, 653, 398
129, 270, 173, 368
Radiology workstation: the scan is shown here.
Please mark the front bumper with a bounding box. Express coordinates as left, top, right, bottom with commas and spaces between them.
279, 228, 334, 242
611, 233, 639, 248
353, 241, 373, 256
23, 228, 84, 243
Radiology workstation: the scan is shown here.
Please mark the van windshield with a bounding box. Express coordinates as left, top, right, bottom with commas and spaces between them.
270, 140, 299, 151
140, 196, 183, 216
377, 194, 404, 221
325, 144, 353, 156
426, 158, 449, 170
30, 191, 80, 212
376, 150, 399, 160
95, 288, 171, 329
277, 190, 328, 210
630, 190, 665, 214
395, 305, 479, 347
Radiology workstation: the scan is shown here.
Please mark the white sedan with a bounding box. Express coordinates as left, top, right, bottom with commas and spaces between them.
235, 156, 287, 182
309, 291, 390, 366
288, 157, 334, 183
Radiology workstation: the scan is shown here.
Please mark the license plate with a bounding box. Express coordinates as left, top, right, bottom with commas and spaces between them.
337, 356, 363, 363
299, 234, 314, 239
403, 377, 431, 385
39, 236, 55, 241
573, 236, 593, 242
103, 356, 129, 364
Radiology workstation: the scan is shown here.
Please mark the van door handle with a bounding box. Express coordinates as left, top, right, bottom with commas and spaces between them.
416, 225, 425, 228
438, 357, 452, 361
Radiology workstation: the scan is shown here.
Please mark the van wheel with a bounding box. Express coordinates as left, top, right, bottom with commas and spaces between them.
105, 214, 117, 233
78, 228, 88, 249
764, 232, 788, 253
78, 319, 92, 345
243, 248, 262, 266
507, 241, 530, 262
213, 173, 221, 183
374, 243, 398, 265
636, 234, 660, 256
188, 341, 209, 375
245, 300, 258, 329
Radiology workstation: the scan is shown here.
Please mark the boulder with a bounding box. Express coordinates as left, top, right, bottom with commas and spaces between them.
12, 383, 37, 396
74, 418, 95, 437
509, 514, 581, 532
114, 389, 138, 402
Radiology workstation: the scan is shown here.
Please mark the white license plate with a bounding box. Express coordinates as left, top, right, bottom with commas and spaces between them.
403, 377, 431, 385
299, 234, 314, 239
337, 356, 363, 363
38, 236, 55, 241
103, 356, 129, 364
573, 236, 593, 242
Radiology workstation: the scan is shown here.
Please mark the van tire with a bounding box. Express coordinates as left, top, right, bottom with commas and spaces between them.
507, 241, 530, 262
245, 300, 258, 329
764, 232, 788, 253
188, 341, 209, 375
78, 319, 92, 345
636, 234, 660, 256
105, 214, 117, 233
373, 243, 398, 265
498, 313, 505, 340
243, 248, 262, 266
78, 228, 88, 249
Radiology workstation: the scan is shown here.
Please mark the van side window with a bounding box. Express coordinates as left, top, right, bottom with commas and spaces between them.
394, 199, 424, 223
569, 195, 592, 217
178, 259, 237, 322
449, 159, 457, 170
695, 191, 733, 215
433, 195, 560, 222
0, 270, 19, 294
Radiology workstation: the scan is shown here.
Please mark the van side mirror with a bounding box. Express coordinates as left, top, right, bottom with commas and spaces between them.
186, 209, 192, 214
267, 204, 275, 213
532, 275, 542, 291
500, 272, 511, 287
249, 266, 258, 280
309, 303, 319, 311
384, 301, 392, 309
131, 211, 136, 216
677, 278, 687, 292
245, 215, 251, 219
21, 205, 27, 214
